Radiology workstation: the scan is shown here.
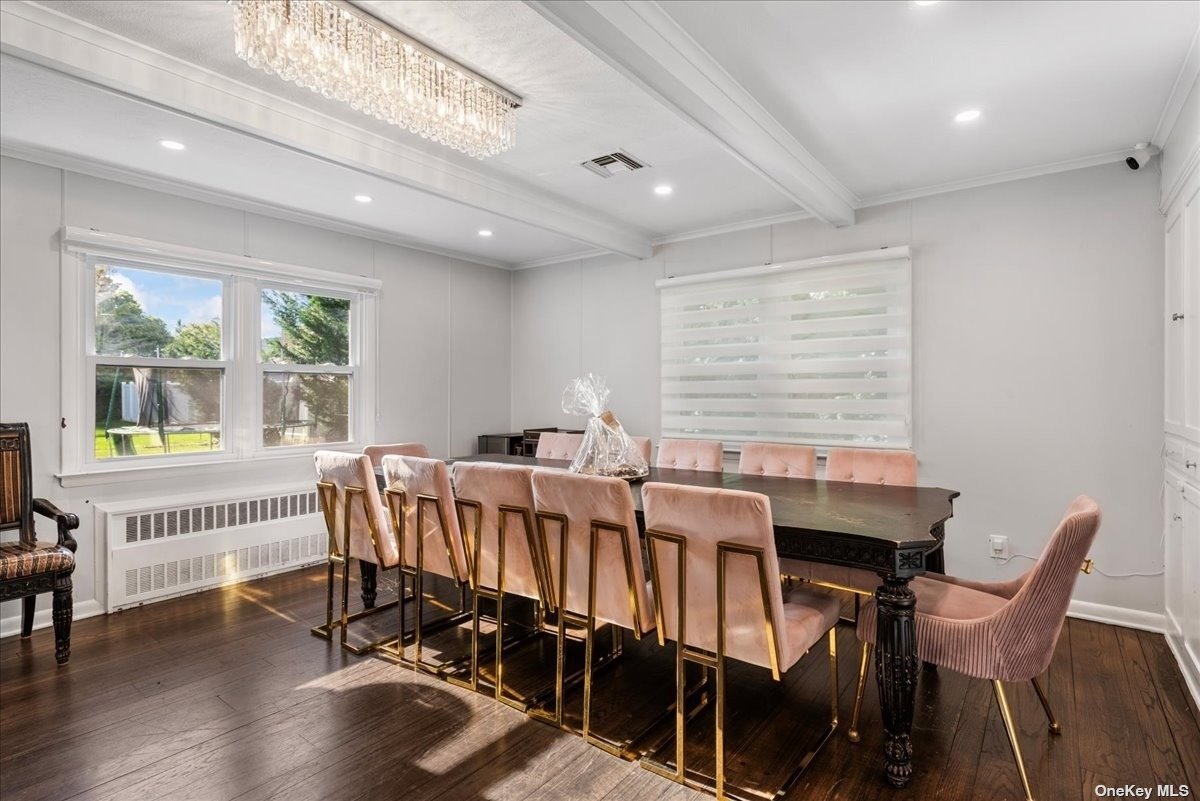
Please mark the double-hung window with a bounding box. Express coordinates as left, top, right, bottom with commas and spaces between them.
61, 227, 379, 479
658, 248, 912, 451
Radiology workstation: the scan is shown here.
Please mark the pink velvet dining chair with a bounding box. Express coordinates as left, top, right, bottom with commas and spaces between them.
535, 432, 584, 460
362, 442, 429, 468
847, 496, 1102, 801
380, 454, 473, 676
656, 438, 724, 472
312, 451, 403, 655
451, 460, 554, 707
781, 448, 920, 599
530, 469, 656, 754
630, 436, 652, 463
641, 482, 841, 800
737, 442, 817, 479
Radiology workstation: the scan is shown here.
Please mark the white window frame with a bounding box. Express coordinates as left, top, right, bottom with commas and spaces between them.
59, 226, 379, 484
657, 246, 913, 453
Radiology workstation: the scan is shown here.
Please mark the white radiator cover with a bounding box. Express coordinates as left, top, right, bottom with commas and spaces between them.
99, 483, 327, 612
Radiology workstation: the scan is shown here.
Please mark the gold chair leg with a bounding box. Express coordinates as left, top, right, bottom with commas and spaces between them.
1030, 676, 1062, 735
828, 629, 839, 728
716, 648, 728, 800
993, 680, 1036, 801
848, 641, 872, 743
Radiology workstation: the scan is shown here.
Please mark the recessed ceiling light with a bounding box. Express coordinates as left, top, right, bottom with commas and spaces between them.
478, 229, 493, 237
654, 184, 673, 196
913, 1, 940, 6
353, 194, 372, 203
954, 109, 981, 123
159, 139, 186, 151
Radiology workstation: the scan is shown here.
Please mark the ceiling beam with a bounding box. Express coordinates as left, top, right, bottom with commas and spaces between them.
529, 0, 857, 227
0, 1, 654, 260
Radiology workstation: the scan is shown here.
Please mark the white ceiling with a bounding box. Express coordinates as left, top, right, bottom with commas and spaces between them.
658, 0, 1200, 202
1, 0, 1197, 267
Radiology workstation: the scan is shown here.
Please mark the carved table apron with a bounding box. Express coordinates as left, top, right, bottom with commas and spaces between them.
373, 455, 959, 788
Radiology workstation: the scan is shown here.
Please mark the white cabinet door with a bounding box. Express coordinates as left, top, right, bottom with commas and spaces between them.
1166, 164, 1200, 443
1183, 483, 1200, 664
1166, 476, 1185, 630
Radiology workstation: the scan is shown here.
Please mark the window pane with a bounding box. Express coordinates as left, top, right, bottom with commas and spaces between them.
262, 373, 349, 447
95, 264, 222, 359
260, 290, 349, 366
94, 366, 223, 459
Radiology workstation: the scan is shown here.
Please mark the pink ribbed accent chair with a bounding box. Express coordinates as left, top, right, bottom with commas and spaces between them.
363, 442, 429, 468
313, 451, 401, 653
738, 442, 817, 479
825, 448, 917, 486
531, 469, 655, 749
630, 436, 652, 463
452, 461, 552, 703
656, 438, 724, 472
848, 496, 1102, 801
381, 454, 472, 671
535, 432, 584, 460
642, 482, 840, 798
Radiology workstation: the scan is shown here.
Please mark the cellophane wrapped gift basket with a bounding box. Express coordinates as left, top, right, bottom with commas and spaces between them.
561, 374, 649, 480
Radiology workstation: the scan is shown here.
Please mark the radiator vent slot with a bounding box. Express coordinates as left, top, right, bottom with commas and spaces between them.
123, 490, 318, 543
122, 533, 321, 601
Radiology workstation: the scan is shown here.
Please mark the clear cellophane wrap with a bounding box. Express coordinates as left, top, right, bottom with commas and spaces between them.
561, 374, 649, 480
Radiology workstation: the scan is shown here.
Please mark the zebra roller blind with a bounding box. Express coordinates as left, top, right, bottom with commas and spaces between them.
658, 247, 912, 450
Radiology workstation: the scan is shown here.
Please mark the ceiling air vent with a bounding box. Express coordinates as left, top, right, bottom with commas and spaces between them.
581, 151, 649, 178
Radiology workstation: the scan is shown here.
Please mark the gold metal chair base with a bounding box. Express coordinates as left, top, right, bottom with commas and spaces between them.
846, 641, 1058, 801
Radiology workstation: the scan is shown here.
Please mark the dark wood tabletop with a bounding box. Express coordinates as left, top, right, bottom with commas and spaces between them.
375, 453, 959, 579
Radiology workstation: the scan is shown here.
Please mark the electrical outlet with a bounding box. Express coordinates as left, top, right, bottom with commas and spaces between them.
989, 535, 1008, 560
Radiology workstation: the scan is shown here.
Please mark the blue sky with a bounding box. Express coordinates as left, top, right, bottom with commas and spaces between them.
103, 264, 282, 338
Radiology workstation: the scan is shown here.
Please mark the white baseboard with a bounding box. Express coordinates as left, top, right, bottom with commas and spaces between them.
0, 599, 104, 639
1067, 599, 1166, 633
1165, 610, 1200, 709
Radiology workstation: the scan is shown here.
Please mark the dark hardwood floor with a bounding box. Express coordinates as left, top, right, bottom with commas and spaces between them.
2, 565, 1198, 801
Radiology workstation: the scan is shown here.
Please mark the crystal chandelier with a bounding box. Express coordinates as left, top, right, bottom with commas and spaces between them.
231, 0, 521, 159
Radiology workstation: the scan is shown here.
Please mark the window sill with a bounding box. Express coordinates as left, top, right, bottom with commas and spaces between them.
57, 445, 362, 489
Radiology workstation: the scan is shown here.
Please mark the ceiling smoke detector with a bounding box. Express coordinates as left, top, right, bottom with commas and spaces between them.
581, 151, 649, 178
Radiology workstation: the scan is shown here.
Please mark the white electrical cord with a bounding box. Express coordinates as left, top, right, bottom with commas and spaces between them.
992, 552, 1163, 578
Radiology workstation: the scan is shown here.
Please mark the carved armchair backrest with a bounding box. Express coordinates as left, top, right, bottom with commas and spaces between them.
0, 422, 35, 544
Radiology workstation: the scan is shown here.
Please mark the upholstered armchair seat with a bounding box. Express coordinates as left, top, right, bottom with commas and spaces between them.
1, 423, 78, 664
0, 541, 75, 580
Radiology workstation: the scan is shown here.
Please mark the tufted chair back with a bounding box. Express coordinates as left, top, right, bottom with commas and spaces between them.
825, 448, 917, 486
656, 438, 724, 473
535, 432, 584, 461
737, 442, 817, 480
630, 436, 652, 462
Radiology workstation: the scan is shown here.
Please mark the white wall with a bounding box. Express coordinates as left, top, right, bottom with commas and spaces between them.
512, 162, 1166, 618
0, 155, 511, 632
1162, 70, 1200, 206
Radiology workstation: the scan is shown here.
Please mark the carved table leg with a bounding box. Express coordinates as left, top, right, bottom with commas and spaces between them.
53, 572, 73, 665
359, 561, 378, 609
876, 575, 917, 788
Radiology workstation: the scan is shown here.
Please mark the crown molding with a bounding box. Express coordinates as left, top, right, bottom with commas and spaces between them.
513, 248, 609, 270
529, 0, 857, 227
0, 1, 652, 259
650, 210, 812, 246
1152, 24, 1200, 148
858, 149, 1131, 208
1, 142, 515, 270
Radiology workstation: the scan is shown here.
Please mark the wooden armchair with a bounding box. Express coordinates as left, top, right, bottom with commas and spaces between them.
0, 422, 77, 664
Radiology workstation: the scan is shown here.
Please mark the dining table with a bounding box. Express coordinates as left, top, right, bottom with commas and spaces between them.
371, 454, 960, 789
